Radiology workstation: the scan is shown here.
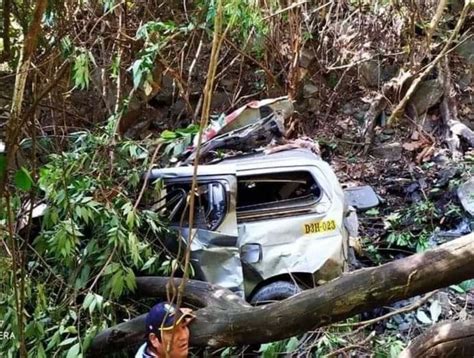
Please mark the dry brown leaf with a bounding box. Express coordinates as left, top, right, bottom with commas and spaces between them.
402, 141, 423, 151
416, 146, 435, 163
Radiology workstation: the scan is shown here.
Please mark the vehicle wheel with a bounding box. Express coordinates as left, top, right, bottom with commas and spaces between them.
250, 280, 301, 305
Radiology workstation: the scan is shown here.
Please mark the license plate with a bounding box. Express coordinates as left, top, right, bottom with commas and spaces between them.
303, 219, 336, 234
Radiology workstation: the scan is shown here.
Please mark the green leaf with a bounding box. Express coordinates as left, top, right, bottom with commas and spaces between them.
72, 52, 91, 89
94, 294, 104, 311
59, 336, 77, 346
66, 343, 80, 358
365, 208, 379, 216
142, 256, 156, 271
160, 130, 177, 140
459, 279, 474, 292
65, 326, 78, 334
389, 340, 404, 358
124, 268, 136, 291
104, 262, 120, 276
60, 36, 73, 57
14, 167, 33, 191
89, 297, 97, 315
46, 331, 60, 351
126, 208, 136, 229
131, 59, 143, 88
36, 343, 47, 358
285, 337, 299, 352
110, 270, 125, 297
82, 292, 95, 310
450, 284, 465, 293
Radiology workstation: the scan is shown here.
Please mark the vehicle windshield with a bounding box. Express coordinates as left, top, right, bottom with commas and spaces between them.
154, 181, 227, 231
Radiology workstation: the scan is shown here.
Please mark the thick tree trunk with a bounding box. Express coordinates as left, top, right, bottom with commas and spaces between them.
399, 318, 474, 358
88, 233, 474, 356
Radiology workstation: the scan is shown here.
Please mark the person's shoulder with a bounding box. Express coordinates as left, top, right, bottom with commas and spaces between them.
135, 342, 153, 358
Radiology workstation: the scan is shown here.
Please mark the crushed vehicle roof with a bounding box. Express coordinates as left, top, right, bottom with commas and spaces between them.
149, 148, 323, 179
219, 148, 320, 167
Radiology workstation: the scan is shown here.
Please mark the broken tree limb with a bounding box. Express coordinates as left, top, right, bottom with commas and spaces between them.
361, 70, 412, 153
362, 93, 387, 154
425, 0, 448, 50
439, 57, 474, 155
439, 58, 463, 157
135, 277, 250, 309
399, 318, 474, 358
88, 233, 474, 356
387, 0, 472, 126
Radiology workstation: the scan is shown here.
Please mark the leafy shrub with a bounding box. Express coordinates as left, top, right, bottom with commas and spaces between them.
0, 131, 171, 357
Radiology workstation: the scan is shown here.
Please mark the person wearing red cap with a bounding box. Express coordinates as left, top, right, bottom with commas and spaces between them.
135, 302, 195, 358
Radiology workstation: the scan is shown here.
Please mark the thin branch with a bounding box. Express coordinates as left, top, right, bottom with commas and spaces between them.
264, 1, 331, 20
326, 331, 376, 357
333, 291, 436, 328
426, 0, 447, 49
387, 1, 472, 126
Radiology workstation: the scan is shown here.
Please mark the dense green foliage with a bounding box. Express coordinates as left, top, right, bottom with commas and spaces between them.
0, 131, 173, 357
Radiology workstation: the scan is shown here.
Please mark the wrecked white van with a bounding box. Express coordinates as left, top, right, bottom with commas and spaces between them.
147, 148, 360, 304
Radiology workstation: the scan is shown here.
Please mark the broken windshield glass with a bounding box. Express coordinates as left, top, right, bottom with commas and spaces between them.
160, 182, 227, 230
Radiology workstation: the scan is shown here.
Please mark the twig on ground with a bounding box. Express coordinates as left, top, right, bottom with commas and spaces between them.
326, 331, 376, 357
334, 291, 436, 328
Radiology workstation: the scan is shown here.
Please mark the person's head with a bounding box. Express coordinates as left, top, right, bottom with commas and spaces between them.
145, 302, 194, 358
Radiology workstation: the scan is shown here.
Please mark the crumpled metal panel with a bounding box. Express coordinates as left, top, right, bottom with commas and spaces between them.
200, 96, 293, 142
238, 212, 346, 283
192, 246, 244, 295
182, 228, 244, 295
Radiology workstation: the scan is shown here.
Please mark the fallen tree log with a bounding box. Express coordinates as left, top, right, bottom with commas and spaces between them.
399, 318, 474, 358
88, 233, 474, 356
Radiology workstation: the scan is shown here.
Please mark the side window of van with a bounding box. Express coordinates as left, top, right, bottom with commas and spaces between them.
236, 171, 320, 216
149, 181, 227, 230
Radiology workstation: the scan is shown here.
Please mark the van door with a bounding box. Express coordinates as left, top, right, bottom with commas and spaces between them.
160, 174, 243, 296
236, 167, 347, 296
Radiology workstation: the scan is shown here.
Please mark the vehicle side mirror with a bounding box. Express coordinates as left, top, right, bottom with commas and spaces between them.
343, 185, 380, 211
240, 244, 262, 264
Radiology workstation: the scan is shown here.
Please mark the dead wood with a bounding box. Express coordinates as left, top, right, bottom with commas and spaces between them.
362, 70, 412, 153
362, 93, 387, 154
387, 1, 472, 126
426, 0, 448, 49
88, 233, 474, 356
399, 318, 474, 358
439, 57, 474, 156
